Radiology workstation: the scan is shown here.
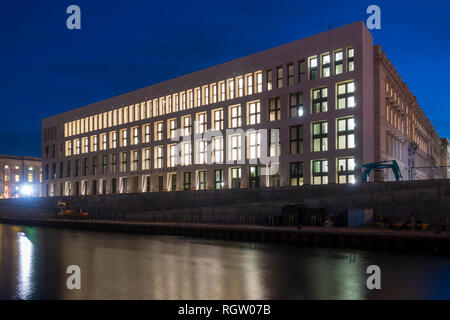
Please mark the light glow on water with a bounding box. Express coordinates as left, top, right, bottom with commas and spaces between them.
16, 232, 33, 300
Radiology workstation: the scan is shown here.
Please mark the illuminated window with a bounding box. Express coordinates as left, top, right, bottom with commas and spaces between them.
347, 48, 355, 71
181, 92, 186, 110
321, 53, 330, 78
159, 97, 165, 115
182, 116, 192, 136
276, 67, 283, 88
247, 101, 260, 125
131, 127, 139, 145
66, 140, 73, 156
83, 137, 89, 153
235, 76, 242, 97
266, 70, 272, 91
110, 131, 117, 149
196, 88, 201, 107
168, 119, 177, 139
168, 144, 177, 167
290, 162, 304, 186
154, 146, 163, 169
337, 82, 355, 109
130, 150, 138, 171
214, 169, 224, 189
230, 134, 242, 161
312, 87, 328, 113
312, 159, 328, 185
312, 121, 328, 152
129, 105, 134, 122
248, 131, 260, 159
153, 99, 159, 116
212, 108, 224, 131
229, 105, 242, 128
124, 107, 129, 123
100, 133, 107, 150
197, 171, 206, 190
337, 157, 355, 184
230, 167, 241, 189
246, 74, 253, 95
337, 117, 355, 149
75, 139, 81, 154
91, 135, 98, 152
269, 128, 281, 157
309, 56, 318, 80
15, 174, 19, 182
269, 97, 281, 121
183, 172, 191, 190
182, 142, 192, 166
212, 84, 217, 103
228, 78, 235, 99
219, 81, 226, 101
155, 121, 163, 141
197, 112, 207, 134
212, 136, 223, 163
143, 124, 151, 143
188, 90, 194, 109
142, 148, 151, 170
287, 63, 294, 85
120, 152, 127, 172
141, 102, 146, 119
335, 50, 343, 75
197, 140, 207, 164
290, 92, 304, 118
203, 86, 209, 105
120, 129, 128, 147
256, 72, 263, 93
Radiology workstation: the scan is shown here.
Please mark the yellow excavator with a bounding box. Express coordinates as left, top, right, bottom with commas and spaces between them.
56, 200, 89, 219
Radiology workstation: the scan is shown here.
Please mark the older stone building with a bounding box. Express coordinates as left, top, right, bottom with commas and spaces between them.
41, 21, 448, 197
0, 154, 42, 198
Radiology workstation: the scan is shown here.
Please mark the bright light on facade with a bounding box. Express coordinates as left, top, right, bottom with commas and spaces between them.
20, 185, 33, 197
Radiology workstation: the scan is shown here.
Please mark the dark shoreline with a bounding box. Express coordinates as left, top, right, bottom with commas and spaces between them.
1, 217, 449, 256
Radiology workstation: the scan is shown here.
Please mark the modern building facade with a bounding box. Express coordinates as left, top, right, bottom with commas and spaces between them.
0, 154, 42, 198
41, 21, 449, 197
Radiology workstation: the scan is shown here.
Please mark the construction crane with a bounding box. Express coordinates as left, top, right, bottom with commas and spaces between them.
361, 160, 402, 183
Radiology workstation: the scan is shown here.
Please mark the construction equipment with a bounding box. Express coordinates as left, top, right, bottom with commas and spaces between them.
361, 160, 402, 183
56, 200, 88, 219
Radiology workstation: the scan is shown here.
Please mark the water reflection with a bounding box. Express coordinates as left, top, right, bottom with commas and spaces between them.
16, 232, 33, 299
0, 223, 450, 300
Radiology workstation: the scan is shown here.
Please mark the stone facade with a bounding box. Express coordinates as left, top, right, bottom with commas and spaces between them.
41, 21, 448, 197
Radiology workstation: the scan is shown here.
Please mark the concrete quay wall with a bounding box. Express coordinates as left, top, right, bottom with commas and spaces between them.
0, 179, 449, 225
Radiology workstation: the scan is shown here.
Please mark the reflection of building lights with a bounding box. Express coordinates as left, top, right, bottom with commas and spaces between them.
17, 232, 33, 299
20, 185, 33, 197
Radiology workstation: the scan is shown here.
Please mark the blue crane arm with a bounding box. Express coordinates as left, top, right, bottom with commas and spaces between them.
361, 160, 402, 183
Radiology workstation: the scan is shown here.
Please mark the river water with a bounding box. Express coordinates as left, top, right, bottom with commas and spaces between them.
0, 223, 449, 300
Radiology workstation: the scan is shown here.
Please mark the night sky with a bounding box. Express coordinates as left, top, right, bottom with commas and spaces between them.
1, 0, 449, 157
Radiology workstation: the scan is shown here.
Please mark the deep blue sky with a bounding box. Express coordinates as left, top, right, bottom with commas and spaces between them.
1, 0, 449, 157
